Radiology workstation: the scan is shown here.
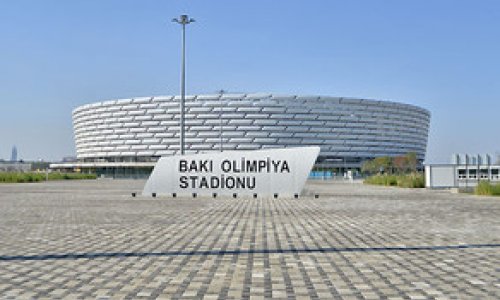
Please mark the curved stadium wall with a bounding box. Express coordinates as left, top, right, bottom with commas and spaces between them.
72, 94, 430, 169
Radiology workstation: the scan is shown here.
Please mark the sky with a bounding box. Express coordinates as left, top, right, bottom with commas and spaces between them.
0, 0, 499, 163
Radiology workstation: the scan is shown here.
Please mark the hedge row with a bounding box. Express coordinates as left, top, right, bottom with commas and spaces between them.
0, 172, 97, 183
364, 173, 425, 188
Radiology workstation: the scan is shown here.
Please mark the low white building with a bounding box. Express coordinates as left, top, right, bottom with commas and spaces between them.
425, 154, 500, 188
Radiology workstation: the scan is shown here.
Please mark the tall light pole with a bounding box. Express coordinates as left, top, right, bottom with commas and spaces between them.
172, 15, 195, 155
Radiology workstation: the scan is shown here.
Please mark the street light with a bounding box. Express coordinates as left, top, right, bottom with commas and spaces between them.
172, 15, 195, 155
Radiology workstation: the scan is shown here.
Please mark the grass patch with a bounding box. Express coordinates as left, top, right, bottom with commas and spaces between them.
364, 173, 425, 188
475, 181, 500, 196
0, 172, 97, 183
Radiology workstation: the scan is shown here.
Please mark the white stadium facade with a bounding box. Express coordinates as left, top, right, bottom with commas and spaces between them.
54, 93, 430, 178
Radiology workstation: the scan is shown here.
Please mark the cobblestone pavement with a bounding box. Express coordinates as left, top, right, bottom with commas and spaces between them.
0, 180, 499, 299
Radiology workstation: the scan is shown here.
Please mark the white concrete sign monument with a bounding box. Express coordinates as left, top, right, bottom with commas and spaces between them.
143, 146, 320, 197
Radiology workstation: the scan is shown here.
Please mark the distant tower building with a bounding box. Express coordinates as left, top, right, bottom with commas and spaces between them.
10, 146, 17, 162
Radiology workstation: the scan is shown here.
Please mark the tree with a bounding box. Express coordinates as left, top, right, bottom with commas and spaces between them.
392, 156, 407, 174
405, 152, 417, 172
362, 156, 393, 174
361, 160, 377, 174
373, 156, 392, 174
362, 153, 419, 175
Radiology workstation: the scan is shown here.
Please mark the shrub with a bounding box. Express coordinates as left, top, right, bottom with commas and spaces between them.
48, 172, 97, 181
0, 173, 43, 183
0, 172, 96, 183
364, 173, 425, 188
475, 181, 500, 196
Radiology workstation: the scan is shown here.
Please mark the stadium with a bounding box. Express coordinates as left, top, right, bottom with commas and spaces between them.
55, 93, 430, 178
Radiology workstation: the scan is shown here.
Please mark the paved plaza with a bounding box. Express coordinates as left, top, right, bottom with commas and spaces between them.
0, 180, 499, 299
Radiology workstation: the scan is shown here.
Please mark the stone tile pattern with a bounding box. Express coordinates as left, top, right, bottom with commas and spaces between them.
72, 94, 430, 160
0, 180, 498, 299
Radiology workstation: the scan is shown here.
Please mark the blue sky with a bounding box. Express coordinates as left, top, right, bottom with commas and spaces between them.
0, 0, 499, 162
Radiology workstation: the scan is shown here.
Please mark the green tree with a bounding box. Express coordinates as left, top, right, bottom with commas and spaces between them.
361, 160, 377, 174
373, 156, 392, 174
405, 152, 417, 172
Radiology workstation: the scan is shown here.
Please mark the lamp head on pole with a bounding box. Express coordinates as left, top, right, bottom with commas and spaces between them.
172, 14, 195, 25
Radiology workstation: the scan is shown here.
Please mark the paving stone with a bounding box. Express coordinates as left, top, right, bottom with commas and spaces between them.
0, 180, 498, 299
